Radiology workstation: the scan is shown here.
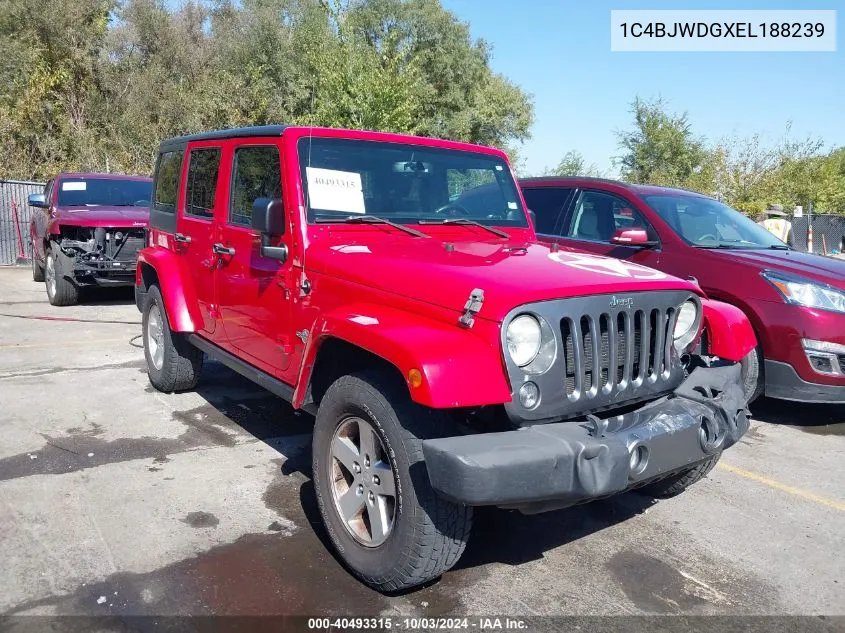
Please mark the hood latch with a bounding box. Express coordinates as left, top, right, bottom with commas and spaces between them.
458, 288, 484, 328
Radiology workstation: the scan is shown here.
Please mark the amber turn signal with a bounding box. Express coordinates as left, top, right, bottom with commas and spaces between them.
408, 368, 423, 389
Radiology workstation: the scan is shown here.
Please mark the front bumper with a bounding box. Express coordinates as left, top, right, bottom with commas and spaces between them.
764, 360, 845, 403
423, 364, 748, 513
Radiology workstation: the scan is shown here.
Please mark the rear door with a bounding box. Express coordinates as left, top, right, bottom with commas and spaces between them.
177, 142, 225, 337
521, 186, 574, 238
215, 141, 298, 380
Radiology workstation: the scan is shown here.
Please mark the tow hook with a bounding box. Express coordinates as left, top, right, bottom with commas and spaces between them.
586, 414, 609, 438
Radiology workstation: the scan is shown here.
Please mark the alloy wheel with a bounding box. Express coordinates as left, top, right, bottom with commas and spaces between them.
329, 416, 397, 547
45, 253, 56, 297
146, 304, 165, 371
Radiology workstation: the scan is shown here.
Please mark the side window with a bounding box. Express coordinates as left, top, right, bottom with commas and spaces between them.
184, 148, 222, 220
153, 151, 184, 213
565, 190, 653, 243
229, 145, 282, 227
521, 187, 573, 234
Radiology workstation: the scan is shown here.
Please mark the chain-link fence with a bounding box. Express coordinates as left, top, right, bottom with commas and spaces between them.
792, 215, 845, 255
0, 180, 45, 265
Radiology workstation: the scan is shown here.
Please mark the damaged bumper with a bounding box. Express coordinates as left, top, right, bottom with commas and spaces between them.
422, 364, 748, 513
55, 227, 145, 287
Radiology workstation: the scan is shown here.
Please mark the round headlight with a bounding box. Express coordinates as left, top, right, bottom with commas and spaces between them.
507, 314, 542, 367
673, 300, 699, 350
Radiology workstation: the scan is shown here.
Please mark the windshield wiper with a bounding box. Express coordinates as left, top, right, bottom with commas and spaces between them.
695, 243, 762, 250
768, 244, 791, 250
417, 218, 510, 238
316, 215, 429, 238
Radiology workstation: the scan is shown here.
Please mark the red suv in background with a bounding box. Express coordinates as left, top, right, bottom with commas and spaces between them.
520, 177, 845, 405
28, 172, 152, 305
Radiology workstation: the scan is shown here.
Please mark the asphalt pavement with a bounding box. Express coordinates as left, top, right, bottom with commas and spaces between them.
0, 266, 842, 622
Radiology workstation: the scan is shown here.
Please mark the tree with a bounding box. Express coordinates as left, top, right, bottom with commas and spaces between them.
712, 125, 844, 215
544, 150, 600, 177
0, 0, 115, 178
615, 96, 707, 187
0, 0, 535, 180
711, 133, 781, 214
337, 0, 533, 152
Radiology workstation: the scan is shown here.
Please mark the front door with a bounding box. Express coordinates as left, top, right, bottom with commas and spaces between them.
177, 143, 224, 337
552, 189, 663, 269
215, 141, 298, 381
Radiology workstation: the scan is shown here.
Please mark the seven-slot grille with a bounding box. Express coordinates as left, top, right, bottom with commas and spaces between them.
560, 308, 677, 401
501, 291, 694, 423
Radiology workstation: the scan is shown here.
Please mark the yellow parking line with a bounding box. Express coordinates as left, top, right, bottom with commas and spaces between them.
0, 338, 132, 350
718, 462, 845, 512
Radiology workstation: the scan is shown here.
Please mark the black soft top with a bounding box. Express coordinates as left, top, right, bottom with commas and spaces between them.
158, 125, 289, 152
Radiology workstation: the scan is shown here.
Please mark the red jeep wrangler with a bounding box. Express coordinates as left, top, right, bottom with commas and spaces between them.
135, 126, 756, 592
28, 173, 152, 305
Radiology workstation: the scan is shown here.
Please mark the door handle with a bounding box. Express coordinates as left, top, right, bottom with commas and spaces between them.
212, 243, 236, 256
174, 233, 192, 243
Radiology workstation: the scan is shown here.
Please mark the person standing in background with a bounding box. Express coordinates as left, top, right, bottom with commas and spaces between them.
758, 203, 793, 246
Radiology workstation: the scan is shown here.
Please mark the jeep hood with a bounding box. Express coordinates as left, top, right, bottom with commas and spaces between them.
56, 205, 150, 228
712, 248, 845, 288
307, 235, 698, 321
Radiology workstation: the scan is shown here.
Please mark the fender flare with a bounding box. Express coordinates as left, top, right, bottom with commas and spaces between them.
136, 248, 202, 332
293, 304, 512, 410
701, 297, 757, 362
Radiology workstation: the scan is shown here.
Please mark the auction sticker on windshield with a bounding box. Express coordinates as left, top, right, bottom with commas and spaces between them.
62, 181, 87, 191
306, 167, 365, 214
549, 251, 667, 279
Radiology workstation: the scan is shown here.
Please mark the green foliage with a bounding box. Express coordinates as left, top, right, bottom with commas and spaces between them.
615, 98, 845, 215
543, 150, 600, 178
616, 96, 708, 187
0, 0, 534, 180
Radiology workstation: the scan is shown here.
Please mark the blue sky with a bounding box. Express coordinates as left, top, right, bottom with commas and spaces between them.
441, 0, 844, 176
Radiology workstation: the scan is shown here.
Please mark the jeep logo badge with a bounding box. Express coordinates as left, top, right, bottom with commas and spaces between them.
610, 296, 634, 309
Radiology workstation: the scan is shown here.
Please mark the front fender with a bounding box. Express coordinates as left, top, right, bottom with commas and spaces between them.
136, 247, 202, 332
701, 298, 757, 362
293, 304, 512, 410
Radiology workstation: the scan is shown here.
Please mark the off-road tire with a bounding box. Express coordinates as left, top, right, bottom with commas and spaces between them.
45, 243, 79, 306
142, 284, 203, 392
637, 453, 721, 499
740, 345, 764, 404
312, 371, 473, 593
31, 250, 44, 282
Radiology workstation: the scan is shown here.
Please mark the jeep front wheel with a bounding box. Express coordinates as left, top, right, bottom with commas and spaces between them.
312, 372, 473, 592
45, 244, 79, 306
143, 284, 203, 392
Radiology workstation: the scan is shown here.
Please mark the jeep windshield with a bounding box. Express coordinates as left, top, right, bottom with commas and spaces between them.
643, 193, 787, 249
298, 137, 528, 228
58, 178, 152, 207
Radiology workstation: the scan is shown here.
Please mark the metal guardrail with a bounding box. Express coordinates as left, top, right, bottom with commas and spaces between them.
0, 179, 45, 265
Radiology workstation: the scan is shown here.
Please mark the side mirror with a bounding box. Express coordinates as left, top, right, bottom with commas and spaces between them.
610, 227, 657, 248
251, 197, 288, 262
251, 197, 285, 235
527, 208, 537, 229
28, 193, 47, 208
